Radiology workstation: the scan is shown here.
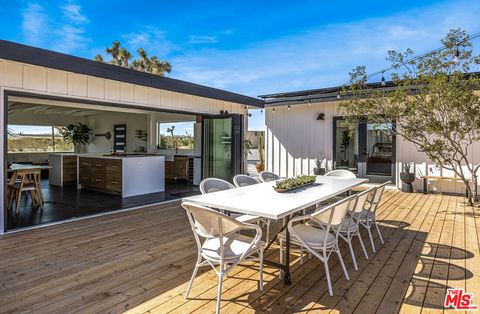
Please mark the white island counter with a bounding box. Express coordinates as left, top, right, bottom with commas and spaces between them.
78, 155, 165, 197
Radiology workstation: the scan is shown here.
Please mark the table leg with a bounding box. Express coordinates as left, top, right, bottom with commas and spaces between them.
284, 226, 292, 285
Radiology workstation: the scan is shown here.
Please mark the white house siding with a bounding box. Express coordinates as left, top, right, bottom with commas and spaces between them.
0, 59, 250, 234
265, 100, 480, 194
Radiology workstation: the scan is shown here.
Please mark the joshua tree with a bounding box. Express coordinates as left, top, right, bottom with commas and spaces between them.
166, 125, 176, 149
94, 42, 172, 76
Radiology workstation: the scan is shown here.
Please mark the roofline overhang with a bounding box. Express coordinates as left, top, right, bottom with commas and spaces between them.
0, 39, 265, 108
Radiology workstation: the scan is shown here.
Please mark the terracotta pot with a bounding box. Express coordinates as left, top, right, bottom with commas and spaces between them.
256, 163, 265, 173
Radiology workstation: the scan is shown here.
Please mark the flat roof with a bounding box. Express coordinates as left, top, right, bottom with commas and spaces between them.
0, 40, 264, 108
259, 81, 397, 106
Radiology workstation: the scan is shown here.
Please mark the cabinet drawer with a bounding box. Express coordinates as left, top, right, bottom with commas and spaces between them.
90, 177, 106, 189
106, 159, 122, 174
106, 179, 122, 195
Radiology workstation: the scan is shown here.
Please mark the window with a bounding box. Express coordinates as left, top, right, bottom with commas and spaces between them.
7, 125, 73, 152
156, 121, 195, 150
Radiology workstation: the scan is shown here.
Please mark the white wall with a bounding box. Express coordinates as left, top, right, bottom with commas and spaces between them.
265, 100, 480, 194
265, 101, 336, 177
86, 111, 148, 153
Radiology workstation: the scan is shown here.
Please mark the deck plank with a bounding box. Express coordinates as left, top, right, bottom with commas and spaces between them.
0, 189, 478, 314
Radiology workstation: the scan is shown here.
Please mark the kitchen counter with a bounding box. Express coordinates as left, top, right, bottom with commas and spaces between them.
78, 155, 165, 197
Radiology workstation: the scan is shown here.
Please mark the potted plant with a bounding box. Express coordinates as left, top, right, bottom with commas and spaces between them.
400, 162, 416, 193
313, 156, 327, 175
256, 132, 265, 173
59, 123, 93, 153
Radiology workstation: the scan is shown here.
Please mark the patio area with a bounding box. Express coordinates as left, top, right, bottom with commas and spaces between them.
0, 188, 478, 313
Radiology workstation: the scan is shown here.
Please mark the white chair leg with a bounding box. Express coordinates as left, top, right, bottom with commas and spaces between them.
259, 249, 264, 291
374, 221, 384, 245
185, 255, 202, 300
216, 274, 223, 314
347, 239, 358, 271
337, 247, 350, 280
367, 226, 376, 253
265, 219, 270, 247
357, 232, 369, 260
324, 261, 333, 296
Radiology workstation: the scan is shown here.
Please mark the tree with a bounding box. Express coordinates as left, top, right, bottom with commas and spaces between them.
94, 42, 172, 76
339, 29, 480, 206
166, 125, 176, 149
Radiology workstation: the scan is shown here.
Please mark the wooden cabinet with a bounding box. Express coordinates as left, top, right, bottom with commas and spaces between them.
165, 156, 190, 181
79, 157, 122, 195
106, 159, 122, 195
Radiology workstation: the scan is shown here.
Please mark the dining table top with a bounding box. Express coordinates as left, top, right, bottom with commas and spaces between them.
183, 176, 368, 220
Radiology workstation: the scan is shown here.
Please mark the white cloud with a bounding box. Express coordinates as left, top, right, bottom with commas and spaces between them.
125, 26, 177, 57
61, 2, 89, 24
20, 1, 90, 54
21, 3, 49, 46
170, 0, 480, 97
188, 35, 218, 44
53, 1, 90, 53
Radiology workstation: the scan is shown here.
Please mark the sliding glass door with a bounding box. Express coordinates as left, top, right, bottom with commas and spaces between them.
333, 117, 395, 180
202, 115, 243, 182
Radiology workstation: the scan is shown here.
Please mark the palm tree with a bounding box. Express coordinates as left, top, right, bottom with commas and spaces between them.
94, 42, 171, 76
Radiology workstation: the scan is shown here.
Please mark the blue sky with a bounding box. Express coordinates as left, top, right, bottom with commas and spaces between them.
2, 0, 480, 130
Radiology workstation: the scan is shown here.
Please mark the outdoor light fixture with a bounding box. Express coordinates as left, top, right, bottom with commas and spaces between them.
244, 105, 247, 110
453, 45, 460, 63
220, 110, 224, 115
308, 99, 311, 106
287, 105, 291, 110
272, 107, 275, 112
316, 113, 325, 120
381, 72, 386, 86
336, 91, 341, 99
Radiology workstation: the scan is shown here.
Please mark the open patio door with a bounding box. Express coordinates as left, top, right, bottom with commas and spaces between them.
202, 115, 243, 182
333, 117, 395, 182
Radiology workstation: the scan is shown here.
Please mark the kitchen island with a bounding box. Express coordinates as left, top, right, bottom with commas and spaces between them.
78, 155, 165, 197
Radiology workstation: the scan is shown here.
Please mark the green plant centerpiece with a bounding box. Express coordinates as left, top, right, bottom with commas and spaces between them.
274, 175, 317, 193
58, 123, 93, 153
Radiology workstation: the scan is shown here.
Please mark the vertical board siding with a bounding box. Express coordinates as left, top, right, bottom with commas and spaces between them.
266, 101, 479, 194
0, 60, 250, 115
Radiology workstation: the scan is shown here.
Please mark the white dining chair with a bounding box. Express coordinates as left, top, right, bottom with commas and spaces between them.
233, 174, 260, 187
182, 202, 264, 314
199, 178, 261, 225
278, 196, 352, 296
258, 171, 280, 182
233, 174, 271, 247
334, 188, 373, 271
325, 169, 357, 178
357, 181, 391, 253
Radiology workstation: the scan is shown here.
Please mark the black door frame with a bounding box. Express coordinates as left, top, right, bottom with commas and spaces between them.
201, 113, 244, 181
332, 116, 396, 180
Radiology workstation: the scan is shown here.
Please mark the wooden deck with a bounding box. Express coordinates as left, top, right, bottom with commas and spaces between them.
0, 189, 479, 313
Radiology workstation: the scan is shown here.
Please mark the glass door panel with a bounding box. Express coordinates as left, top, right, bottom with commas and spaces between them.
203, 116, 242, 182
334, 119, 358, 173
366, 122, 393, 175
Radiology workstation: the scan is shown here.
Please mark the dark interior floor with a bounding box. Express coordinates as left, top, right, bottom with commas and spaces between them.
6, 180, 200, 231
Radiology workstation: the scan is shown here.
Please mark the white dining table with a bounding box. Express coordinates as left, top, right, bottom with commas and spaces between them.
183, 175, 368, 284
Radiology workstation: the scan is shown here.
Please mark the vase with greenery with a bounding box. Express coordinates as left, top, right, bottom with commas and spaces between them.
59, 123, 92, 153
313, 155, 328, 175
400, 162, 416, 193
256, 132, 265, 173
